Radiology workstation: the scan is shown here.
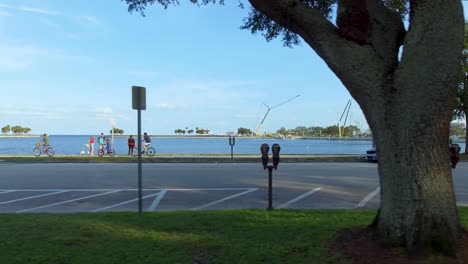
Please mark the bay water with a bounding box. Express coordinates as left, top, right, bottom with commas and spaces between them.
0, 135, 382, 156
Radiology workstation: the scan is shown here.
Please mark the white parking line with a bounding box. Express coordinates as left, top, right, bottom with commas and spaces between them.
355, 187, 380, 208
92, 192, 160, 212
0, 191, 14, 195
148, 190, 167, 211
0, 188, 253, 192
0, 191, 68, 205
276, 188, 322, 209
191, 188, 258, 210
17, 190, 121, 213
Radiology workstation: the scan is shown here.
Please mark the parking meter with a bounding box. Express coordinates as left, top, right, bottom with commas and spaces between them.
272, 143, 281, 169
229, 136, 236, 146
229, 136, 236, 160
260, 143, 269, 169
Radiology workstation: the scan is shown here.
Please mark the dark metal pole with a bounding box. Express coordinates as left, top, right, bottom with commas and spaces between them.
231, 145, 233, 160
137, 107, 143, 216
267, 166, 273, 210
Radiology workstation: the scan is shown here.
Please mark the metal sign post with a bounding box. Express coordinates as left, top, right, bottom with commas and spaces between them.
132, 86, 146, 216
110, 119, 115, 154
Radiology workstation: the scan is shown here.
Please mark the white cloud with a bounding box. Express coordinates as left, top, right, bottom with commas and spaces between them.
0, 42, 91, 72
18, 6, 59, 16
0, 106, 66, 120
0, 9, 11, 16
150, 79, 263, 110
0, 3, 60, 16
66, 33, 80, 40
0, 58, 29, 71
152, 103, 178, 110
81, 15, 102, 26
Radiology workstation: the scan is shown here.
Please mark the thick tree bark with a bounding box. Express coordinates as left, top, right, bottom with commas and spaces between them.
249, 0, 464, 255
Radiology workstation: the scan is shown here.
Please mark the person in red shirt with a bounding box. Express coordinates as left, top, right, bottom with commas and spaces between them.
128, 135, 135, 155
88, 136, 95, 156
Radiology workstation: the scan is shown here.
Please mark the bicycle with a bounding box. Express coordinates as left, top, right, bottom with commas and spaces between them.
33, 142, 55, 157
98, 148, 115, 157
132, 146, 156, 157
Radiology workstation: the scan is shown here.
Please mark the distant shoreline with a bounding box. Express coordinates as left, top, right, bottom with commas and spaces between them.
0, 135, 40, 138
0, 134, 374, 141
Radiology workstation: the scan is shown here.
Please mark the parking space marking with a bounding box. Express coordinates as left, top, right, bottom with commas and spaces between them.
0, 191, 14, 195
276, 188, 323, 209
17, 190, 121, 213
92, 192, 160, 212
148, 190, 167, 211
191, 188, 258, 210
355, 187, 380, 208
0, 188, 253, 192
0, 191, 68, 205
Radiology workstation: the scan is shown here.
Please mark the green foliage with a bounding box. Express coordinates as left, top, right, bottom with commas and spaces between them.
450, 122, 466, 138
123, 0, 408, 47
276, 127, 287, 135
10, 125, 31, 134
241, 1, 336, 47
196, 128, 209, 135
237, 127, 252, 135
110, 128, 124, 135
453, 23, 468, 152
275, 125, 363, 138
1, 125, 10, 134
123, 0, 224, 15
174, 128, 186, 135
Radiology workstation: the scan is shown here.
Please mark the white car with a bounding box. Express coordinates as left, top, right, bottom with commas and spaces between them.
366, 148, 377, 162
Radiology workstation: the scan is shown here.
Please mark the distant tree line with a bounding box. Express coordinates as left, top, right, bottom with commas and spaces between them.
450, 122, 466, 139
275, 125, 367, 138
110, 127, 124, 135
1, 125, 32, 135
174, 127, 209, 135
235, 125, 368, 137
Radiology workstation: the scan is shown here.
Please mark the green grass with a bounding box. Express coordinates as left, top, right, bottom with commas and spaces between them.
3, 208, 468, 264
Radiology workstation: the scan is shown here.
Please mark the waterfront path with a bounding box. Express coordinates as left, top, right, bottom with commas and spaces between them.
0, 162, 467, 213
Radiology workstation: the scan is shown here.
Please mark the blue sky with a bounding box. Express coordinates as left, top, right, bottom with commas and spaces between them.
0, 1, 467, 135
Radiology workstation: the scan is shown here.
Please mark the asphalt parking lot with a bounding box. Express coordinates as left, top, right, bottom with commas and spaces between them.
0, 162, 466, 213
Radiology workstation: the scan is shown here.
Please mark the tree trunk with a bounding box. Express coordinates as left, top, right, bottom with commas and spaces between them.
373, 92, 460, 255
465, 110, 468, 155
248, 0, 464, 256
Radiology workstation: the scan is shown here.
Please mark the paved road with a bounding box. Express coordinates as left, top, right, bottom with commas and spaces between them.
0, 162, 467, 213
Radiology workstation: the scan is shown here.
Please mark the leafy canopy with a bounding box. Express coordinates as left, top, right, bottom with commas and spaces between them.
123, 0, 408, 47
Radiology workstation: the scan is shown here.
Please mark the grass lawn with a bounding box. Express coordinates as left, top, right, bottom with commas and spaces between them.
2, 208, 468, 264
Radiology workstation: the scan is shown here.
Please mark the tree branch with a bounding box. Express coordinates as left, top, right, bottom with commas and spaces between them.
395, 0, 463, 113
337, 0, 405, 65
248, 0, 387, 114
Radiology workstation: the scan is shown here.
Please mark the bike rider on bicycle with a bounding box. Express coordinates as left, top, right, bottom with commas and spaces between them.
42, 133, 50, 151
97, 133, 106, 150
142, 132, 151, 153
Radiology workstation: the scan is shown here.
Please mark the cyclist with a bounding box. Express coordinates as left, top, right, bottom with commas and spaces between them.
42, 133, 50, 152
105, 138, 112, 154
97, 133, 106, 150
142, 132, 151, 153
